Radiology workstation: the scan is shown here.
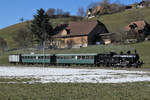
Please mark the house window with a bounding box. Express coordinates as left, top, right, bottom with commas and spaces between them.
138, 30, 143, 33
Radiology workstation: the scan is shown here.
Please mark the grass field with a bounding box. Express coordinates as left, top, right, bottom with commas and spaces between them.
0, 82, 150, 100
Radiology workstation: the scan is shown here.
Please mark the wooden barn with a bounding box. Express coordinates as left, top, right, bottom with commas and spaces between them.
52, 20, 109, 48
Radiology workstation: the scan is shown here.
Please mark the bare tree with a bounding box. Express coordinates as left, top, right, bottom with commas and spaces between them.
46, 8, 55, 17
56, 9, 64, 16
63, 11, 70, 17
77, 7, 85, 17
87, 0, 125, 16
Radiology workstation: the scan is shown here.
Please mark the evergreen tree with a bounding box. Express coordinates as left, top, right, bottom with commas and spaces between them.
30, 8, 53, 43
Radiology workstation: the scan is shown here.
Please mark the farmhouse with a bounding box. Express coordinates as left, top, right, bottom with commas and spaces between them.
52, 20, 109, 48
125, 20, 150, 41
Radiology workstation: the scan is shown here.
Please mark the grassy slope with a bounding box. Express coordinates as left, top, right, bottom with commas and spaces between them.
0, 23, 27, 48
99, 8, 150, 32
0, 8, 150, 49
0, 17, 81, 49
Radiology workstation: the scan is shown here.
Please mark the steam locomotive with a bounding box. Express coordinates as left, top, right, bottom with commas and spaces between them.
9, 51, 143, 67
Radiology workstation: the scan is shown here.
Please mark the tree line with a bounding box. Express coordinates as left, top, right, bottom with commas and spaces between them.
87, 0, 125, 16
46, 8, 70, 18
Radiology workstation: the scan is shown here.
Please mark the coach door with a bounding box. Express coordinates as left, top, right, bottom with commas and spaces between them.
51, 54, 56, 64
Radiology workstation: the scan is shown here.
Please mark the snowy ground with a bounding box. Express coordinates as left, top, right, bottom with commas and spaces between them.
0, 66, 150, 84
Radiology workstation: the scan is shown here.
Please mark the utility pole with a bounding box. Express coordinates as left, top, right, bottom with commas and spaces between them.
42, 22, 47, 67
43, 39, 45, 67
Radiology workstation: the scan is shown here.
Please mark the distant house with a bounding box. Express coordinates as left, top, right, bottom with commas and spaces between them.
125, 20, 150, 40
86, 6, 103, 19
125, 1, 150, 10
52, 20, 109, 48
136, 1, 150, 8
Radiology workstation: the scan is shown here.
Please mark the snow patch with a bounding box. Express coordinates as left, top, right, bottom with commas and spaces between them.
0, 66, 150, 83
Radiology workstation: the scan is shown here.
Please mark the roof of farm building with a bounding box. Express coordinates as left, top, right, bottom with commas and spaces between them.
53, 20, 108, 38
66, 20, 97, 35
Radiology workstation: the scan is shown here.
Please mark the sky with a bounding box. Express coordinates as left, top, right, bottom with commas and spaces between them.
0, 0, 142, 29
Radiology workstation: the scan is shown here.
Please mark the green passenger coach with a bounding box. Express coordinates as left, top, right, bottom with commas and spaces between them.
21, 54, 53, 64
55, 54, 97, 65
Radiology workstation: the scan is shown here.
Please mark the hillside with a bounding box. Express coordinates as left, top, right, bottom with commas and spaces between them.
0, 17, 82, 49
0, 8, 150, 49
99, 8, 150, 32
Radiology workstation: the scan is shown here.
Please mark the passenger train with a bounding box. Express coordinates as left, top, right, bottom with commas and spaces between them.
9, 51, 143, 67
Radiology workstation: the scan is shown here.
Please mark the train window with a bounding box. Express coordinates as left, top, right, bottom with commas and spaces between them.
69, 56, 72, 59
44, 56, 48, 59
61, 56, 64, 59
72, 56, 75, 59
78, 56, 81, 59
65, 56, 69, 59
85, 56, 89, 59
82, 56, 85, 59
91, 56, 94, 59
75, 56, 77, 60
64, 56, 67, 59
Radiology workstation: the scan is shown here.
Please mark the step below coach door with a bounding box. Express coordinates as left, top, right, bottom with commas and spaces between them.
51, 55, 56, 64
